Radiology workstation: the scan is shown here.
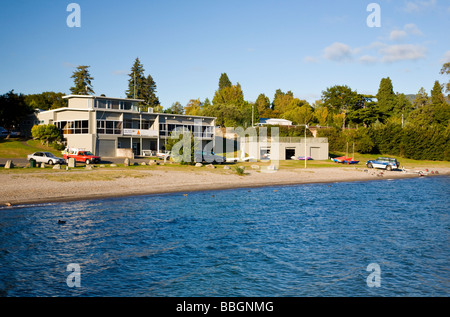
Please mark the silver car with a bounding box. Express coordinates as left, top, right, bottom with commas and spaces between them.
27, 152, 65, 165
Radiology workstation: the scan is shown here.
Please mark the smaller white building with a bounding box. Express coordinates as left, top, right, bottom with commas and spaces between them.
241, 136, 329, 161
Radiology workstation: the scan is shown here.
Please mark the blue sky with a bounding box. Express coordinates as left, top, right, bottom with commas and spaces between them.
0, 0, 449, 108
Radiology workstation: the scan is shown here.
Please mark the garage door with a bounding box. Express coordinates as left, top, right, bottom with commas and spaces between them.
98, 140, 116, 157
310, 147, 320, 160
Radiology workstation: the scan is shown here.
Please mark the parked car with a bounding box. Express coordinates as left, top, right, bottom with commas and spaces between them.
63, 149, 101, 164
156, 151, 171, 159
27, 152, 65, 165
366, 157, 400, 171
0, 127, 8, 138
194, 151, 226, 164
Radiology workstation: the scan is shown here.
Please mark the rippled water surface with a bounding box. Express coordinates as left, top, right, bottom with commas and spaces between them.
0, 176, 449, 296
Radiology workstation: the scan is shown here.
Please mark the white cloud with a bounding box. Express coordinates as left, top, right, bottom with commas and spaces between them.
404, 0, 437, 13
389, 23, 423, 41
404, 23, 423, 36
112, 70, 128, 76
62, 62, 76, 68
359, 55, 378, 65
303, 56, 319, 63
441, 51, 450, 63
323, 42, 354, 62
379, 44, 427, 63
390, 30, 408, 41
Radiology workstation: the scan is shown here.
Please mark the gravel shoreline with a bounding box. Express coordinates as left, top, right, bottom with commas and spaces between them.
1, 166, 449, 207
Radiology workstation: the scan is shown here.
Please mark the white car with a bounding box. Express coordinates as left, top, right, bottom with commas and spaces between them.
27, 152, 65, 165
156, 151, 171, 159
366, 157, 400, 171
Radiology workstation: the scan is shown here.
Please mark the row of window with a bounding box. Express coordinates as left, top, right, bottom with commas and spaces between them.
159, 124, 214, 138
97, 120, 122, 135
55, 120, 89, 134
123, 119, 154, 130
54, 120, 214, 137
95, 100, 138, 111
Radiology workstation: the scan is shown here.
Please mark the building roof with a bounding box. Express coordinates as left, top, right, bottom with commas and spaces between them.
62, 95, 144, 103
259, 118, 293, 125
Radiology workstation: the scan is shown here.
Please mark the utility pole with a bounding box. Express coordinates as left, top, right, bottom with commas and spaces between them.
252, 104, 254, 127
304, 123, 307, 169
134, 72, 136, 99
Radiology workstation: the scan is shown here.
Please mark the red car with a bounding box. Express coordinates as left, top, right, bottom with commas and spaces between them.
63, 150, 101, 164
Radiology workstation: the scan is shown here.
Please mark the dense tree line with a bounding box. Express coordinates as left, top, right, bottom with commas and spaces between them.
315, 72, 449, 161
1, 60, 448, 160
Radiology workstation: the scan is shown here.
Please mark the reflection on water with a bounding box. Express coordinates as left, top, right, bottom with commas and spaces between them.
0, 176, 449, 296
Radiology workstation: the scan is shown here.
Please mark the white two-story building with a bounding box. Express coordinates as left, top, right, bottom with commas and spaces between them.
33, 95, 216, 158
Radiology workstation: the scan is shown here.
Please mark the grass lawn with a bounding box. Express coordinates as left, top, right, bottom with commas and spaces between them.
330, 151, 450, 169
0, 138, 61, 158
2, 138, 449, 173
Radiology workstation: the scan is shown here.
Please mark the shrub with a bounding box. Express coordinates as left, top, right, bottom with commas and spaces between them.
234, 166, 246, 176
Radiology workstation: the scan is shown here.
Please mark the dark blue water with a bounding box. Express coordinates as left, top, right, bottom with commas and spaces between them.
0, 176, 449, 297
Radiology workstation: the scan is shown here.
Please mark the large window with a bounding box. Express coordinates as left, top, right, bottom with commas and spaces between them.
160, 123, 214, 138
56, 120, 89, 134
97, 120, 122, 134
96, 100, 107, 109
94, 99, 138, 110
109, 100, 121, 110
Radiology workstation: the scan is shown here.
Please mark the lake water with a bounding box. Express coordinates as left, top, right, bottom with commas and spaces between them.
0, 176, 449, 297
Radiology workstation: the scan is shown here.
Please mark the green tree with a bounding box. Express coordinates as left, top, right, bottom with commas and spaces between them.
321, 85, 363, 113
314, 105, 329, 126
255, 93, 272, 118
321, 85, 365, 127
412, 87, 429, 109
218, 73, 232, 91
31, 124, 61, 146
394, 93, 414, 118
283, 99, 314, 125
145, 74, 161, 111
210, 77, 250, 127
126, 57, 145, 100
25, 92, 67, 110
165, 101, 184, 114
430, 80, 446, 106
212, 83, 245, 105
376, 77, 397, 115
0, 90, 34, 131
184, 99, 203, 116
70, 66, 94, 95
440, 63, 450, 96
272, 89, 294, 117
126, 58, 160, 111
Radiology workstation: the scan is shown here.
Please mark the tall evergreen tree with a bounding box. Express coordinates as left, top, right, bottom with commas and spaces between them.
413, 87, 429, 109
70, 66, 94, 95
145, 74, 160, 110
218, 73, 232, 91
126, 57, 146, 100
430, 80, 445, 106
376, 77, 396, 115
126, 58, 160, 111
